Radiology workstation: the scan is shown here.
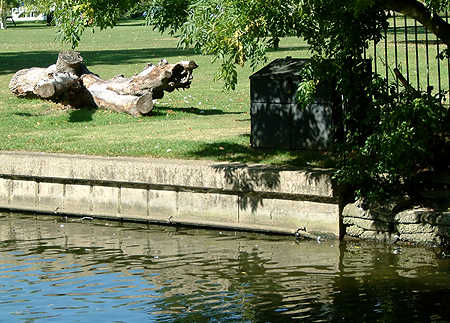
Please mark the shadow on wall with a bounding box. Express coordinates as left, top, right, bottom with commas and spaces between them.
210, 161, 331, 213
189, 140, 334, 213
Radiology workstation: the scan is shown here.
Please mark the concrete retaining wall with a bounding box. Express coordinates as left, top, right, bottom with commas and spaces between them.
0, 151, 340, 237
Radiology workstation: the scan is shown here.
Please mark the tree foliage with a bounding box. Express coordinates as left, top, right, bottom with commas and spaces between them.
25, 0, 134, 47
25, 0, 449, 70
334, 78, 449, 203
143, 0, 191, 34
178, 0, 303, 88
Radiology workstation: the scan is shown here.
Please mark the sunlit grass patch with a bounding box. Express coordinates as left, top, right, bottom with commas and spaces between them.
0, 19, 333, 167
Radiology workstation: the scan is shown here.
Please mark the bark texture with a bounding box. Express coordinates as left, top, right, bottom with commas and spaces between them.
9, 51, 198, 116
0, 0, 6, 30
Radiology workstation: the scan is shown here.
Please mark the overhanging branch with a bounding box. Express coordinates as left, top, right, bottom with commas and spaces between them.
380, 0, 450, 46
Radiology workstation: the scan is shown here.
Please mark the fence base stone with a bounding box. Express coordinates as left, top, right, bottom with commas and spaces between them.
343, 202, 449, 247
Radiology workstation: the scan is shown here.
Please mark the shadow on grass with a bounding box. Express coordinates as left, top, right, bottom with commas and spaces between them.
0, 47, 197, 75
63, 105, 241, 122
117, 22, 148, 27
13, 112, 42, 117
266, 45, 310, 53
386, 25, 429, 35
396, 39, 441, 45
187, 141, 334, 168
68, 109, 96, 122
5, 23, 48, 29
151, 106, 244, 116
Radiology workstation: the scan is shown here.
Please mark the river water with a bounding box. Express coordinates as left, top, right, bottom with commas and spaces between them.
0, 212, 449, 322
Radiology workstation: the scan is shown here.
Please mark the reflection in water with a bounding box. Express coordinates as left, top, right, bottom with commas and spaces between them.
0, 213, 448, 322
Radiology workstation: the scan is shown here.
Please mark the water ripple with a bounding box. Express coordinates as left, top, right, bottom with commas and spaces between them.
0, 213, 448, 322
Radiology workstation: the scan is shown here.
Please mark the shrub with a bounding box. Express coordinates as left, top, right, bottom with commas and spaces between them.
334, 78, 449, 204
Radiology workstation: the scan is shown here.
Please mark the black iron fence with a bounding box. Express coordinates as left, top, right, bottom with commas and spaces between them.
364, 11, 449, 98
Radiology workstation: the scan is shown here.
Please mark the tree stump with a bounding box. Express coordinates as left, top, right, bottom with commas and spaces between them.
9, 51, 198, 116
55, 50, 95, 77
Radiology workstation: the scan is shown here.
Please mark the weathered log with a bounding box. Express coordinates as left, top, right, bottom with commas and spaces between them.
79, 59, 198, 116
9, 65, 56, 98
108, 59, 198, 98
9, 65, 94, 107
9, 51, 198, 117
34, 72, 78, 99
81, 74, 154, 116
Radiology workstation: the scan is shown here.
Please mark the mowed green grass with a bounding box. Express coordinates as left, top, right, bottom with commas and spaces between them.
0, 19, 446, 166
0, 20, 330, 167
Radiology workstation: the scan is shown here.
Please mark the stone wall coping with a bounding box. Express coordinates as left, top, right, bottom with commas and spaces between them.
0, 151, 336, 198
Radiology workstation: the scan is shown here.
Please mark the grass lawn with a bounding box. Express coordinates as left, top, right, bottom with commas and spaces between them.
0, 19, 447, 167
0, 20, 331, 167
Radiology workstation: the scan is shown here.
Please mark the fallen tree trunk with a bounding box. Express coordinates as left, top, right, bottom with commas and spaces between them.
9, 51, 198, 116
81, 73, 155, 116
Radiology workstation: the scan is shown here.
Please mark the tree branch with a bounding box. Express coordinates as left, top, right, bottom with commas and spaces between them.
380, 0, 450, 46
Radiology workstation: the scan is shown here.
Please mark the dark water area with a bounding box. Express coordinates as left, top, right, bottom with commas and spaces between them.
0, 213, 449, 322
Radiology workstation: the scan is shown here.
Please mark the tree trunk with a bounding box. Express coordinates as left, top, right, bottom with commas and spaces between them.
9, 51, 198, 116
0, 16, 6, 30
55, 50, 93, 76
80, 59, 197, 116
0, 0, 6, 30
